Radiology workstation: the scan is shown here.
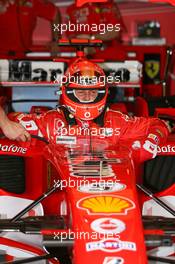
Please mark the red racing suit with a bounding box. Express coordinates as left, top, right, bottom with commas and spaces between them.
9, 107, 169, 162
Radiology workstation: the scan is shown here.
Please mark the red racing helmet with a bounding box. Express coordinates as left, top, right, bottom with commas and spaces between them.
61, 58, 108, 121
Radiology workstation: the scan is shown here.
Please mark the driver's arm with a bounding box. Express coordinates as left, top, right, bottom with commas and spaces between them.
119, 113, 169, 160
0, 106, 31, 142
120, 115, 169, 144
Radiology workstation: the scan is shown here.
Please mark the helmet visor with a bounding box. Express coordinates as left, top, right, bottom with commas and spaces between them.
66, 87, 106, 104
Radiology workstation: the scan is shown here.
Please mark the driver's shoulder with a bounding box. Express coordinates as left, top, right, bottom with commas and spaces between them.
105, 109, 125, 119
40, 108, 65, 122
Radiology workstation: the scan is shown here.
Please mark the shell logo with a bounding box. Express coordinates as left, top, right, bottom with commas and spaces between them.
77, 195, 135, 215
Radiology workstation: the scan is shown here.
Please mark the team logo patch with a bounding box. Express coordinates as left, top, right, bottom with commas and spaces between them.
145, 60, 160, 79
86, 238, 136, 252
91, 218, 126, 235
103, 257, 124, 264
78, 182, 126, 193
77, 195, 135, 215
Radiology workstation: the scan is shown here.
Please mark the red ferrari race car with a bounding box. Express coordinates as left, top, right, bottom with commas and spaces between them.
0, 40, 174, 264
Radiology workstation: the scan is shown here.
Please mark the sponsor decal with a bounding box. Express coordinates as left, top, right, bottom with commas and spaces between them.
78, 182, 126, 193
91, 218, 125, 235
0, 144, 27, 154
0, 60, 64, 82
77, 195, 135, 215
86, 238, 136, 252
84, 112, 91, 118
148, 133, 159, 144
20, 120, 38, 131
103, 257, 124, 264
156, 128, 164, 138
99, 61, 141, 83
54, 119, 64, 134
56, 136, 76, 145
157, 145, 175, 153
132, 140, 141, 150
143, 140, 157, 158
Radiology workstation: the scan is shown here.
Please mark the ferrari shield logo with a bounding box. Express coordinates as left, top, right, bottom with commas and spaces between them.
145, 60, 160, 79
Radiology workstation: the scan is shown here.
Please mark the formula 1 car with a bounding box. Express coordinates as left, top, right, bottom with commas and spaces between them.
0, 130, 175, 264
0, 40, 175, 264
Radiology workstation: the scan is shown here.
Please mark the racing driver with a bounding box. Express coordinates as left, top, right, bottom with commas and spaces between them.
0, 59, 169, 161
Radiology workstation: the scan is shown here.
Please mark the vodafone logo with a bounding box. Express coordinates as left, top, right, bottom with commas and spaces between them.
91, 218, 125, 235
84, 112, 91, 118
103, 257, 124, 264
54, 119, 64, 131
0, 144, 27, 154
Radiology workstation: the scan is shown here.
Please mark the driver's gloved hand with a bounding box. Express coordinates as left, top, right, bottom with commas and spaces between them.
132, 133, 159, 162
142, 137, 158, 159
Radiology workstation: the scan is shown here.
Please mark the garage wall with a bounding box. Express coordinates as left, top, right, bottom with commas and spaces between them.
32, 1, 175, 95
